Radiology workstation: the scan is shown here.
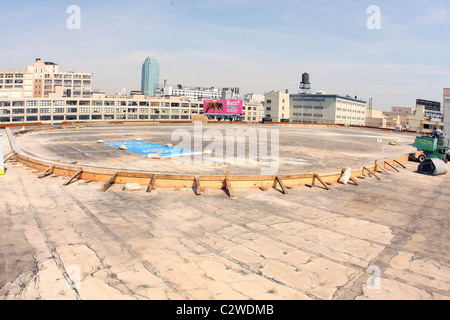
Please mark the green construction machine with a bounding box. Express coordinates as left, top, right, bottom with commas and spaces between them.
413, 131, 450, 163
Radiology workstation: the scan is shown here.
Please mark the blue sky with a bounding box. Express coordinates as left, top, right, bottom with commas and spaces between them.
0, 0, 449, 110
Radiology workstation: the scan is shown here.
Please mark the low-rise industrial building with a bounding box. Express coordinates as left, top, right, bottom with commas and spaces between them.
290, 93, 366, 126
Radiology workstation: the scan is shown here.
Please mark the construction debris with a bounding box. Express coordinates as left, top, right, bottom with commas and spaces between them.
123, 183, 143, 191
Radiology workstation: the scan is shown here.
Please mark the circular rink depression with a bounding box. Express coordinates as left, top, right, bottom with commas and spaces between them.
9, 123, 418, 191
7, 123, 420, 192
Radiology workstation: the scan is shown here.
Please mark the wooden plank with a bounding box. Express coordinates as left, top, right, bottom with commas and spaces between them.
259, 186, 268, 192
38, 165, 55, 179
100, 172, 118, 192
363, 167, 381, 180
276, 176, 289, 194
147, 174, 157, 193
63, 169, 83, 186
384, 161, 400, 172
377, 164, 391, 175
224, 178, 235, 198
393, 160, 406, 169
194, 176, 202, 195
314, 174, 332, 190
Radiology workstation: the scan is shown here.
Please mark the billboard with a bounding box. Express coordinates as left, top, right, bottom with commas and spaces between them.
417, 99, 443, 121
203, 99, 243, 115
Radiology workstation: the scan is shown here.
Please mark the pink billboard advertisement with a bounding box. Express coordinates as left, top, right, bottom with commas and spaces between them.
203, 99, 243, 115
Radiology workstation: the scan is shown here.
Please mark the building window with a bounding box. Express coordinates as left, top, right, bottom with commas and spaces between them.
139, 108, 149, 113
79, 108, 90, 113
104, 108, 114, 113
127, 114, 137, 120
79, 101, 90, 106
66, 108, 78, 113
92, 107, 102, 113
40, 100, 51, 106
0, 117, 11, 122
79, 115, 90, 120
53, 115, 64, 121
66, 115, 78, 121
53, 108, 64, 113
139, 114, 149, 120
91, 115, 102, 120
12, 116, 24, 122
26, 108, 38, 114
12, 109, 25, 114
26, 116, 38, 122
40, 108, 51, 114
12, 101, 24, 107
40, 116, 51, 121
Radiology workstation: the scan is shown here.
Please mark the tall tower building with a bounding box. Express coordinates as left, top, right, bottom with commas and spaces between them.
141, 57, 159, 97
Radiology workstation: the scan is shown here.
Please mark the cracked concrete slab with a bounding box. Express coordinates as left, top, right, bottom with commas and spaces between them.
1, 127, 450, 300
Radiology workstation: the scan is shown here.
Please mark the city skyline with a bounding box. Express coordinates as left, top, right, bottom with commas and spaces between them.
0, 0, 449, 111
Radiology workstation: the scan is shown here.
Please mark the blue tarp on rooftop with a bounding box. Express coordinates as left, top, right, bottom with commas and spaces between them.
102, 141, 200, 158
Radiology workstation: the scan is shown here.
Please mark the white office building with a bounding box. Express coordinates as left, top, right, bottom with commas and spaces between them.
290, 93, 366, 126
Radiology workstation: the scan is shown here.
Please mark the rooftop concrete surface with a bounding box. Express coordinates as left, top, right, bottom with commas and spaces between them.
1, 127, 449, 300
12, 124, 417, 175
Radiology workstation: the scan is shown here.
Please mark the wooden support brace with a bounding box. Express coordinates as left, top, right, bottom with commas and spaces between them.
384, 161, 400, 172
363, 167, 381, 180
393, 160, 406, 169
64, 169, 83, 186
276, 176, 289, 194
259, 186, 268, 192
194, 176, 203, 195
314, 174, 332, 190
38, 165, 55, 179
3, 152, 15, 162
100, 172, 118, 192
147, 174, 157, 193
377, 163, 391, 175
349, 177, 359, 186
224, 178, 235, 198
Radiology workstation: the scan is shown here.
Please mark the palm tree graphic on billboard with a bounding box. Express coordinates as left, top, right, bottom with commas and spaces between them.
205, 101, 224, 113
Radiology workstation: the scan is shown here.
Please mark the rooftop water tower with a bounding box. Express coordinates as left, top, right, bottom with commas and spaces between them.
299, 72, 311, 94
